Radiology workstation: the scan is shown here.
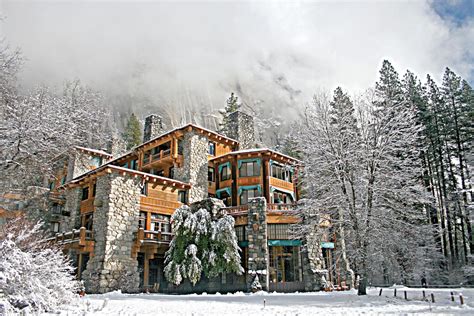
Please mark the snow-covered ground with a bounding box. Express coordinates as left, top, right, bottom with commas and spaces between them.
59, 287, 474, 315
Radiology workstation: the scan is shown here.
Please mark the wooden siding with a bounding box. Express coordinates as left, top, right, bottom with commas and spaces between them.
80, 198, 94, 213
269, 177, 294, 192
140, 196, 182, 215
237, 176, 261, 187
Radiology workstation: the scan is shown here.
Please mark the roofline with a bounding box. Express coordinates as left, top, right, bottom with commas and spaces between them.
74, 146, 113, 158
64, 165, 191, 189
210, 148, 303, 164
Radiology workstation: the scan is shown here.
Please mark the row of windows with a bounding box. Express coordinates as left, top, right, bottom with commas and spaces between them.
271, 164, 293, 182
138, 212, 171, 233
81, 184, 96, 201
211, 161, 295, 183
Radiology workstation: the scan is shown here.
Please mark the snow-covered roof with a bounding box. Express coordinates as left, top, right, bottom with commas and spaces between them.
74, 146, 113, 158
66, 165, 191, 189
210, 148, 303, 164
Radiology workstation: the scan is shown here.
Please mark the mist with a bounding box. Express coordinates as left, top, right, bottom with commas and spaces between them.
1, 0, 473, 129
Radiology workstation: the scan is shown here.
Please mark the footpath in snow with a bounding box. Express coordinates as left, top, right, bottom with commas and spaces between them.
58, 287, 474, 315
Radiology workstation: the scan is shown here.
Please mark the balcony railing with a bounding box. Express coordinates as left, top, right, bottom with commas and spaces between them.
135, 228, 172, 244
222, 203, 298, 216
45, 227, 94, 246
144, 148, 172, 166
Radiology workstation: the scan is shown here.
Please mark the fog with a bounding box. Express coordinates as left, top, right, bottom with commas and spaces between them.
1, 0, 473, 127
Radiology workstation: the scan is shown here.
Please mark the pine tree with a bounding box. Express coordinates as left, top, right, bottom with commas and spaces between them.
122, 113, 142, 149
219, 92, 241, 135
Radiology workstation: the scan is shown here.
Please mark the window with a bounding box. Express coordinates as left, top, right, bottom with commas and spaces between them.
138, 211, 147, 229
155, 170, 164, 177
220, 165, 231, 181
272, 191, 293, 204
271, 164, 293, 182
81, 187, 89, 200
235, 225, 247, 241
92, 183, 96, 197
239, 161, 260, 177
268, 224, 290, 239
150, 213, 171, 233
269, 246, 301, 283
178, 139, 184, 155
208, 167, 215, 182
49, 181, 55, 190
131, 159, 138, 170
169, 167, 175, 179
83, 213, 93, 230
178, 190, 187, 203
91, 156, 102, 166
141, 183, 148, 195
217, 189, 232, 207
51, 222, 60, 233
143, 152, 151, 164
208, 142, 216, 156
61, 176, 67, 185
240, 188, 260, 205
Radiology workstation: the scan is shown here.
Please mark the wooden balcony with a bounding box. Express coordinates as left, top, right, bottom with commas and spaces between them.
143, 149, 174, 167
80, 198, 94, 213
224, 205, 249, 216
140, 196, 182, 214
223, 203, 298, 216
135, 228, 172, 244
46, 227, 94, 246
237, 176, 261, 186
269, 177, 294, 192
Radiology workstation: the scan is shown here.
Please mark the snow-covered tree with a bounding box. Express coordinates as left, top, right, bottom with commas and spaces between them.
164, 200, 243, 286
0, 216, 80, 313
294, 61, 437, 295
218, 92, 241, 135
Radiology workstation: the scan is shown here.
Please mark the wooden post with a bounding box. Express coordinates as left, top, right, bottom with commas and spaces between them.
77, 253, 83, 279
422, 290, 426, 299
431, 293, 435, 303
143, 253, 150, 290
394, 288, 397, 297
79, 227, 86, 246
450, 291, 454, 302
459, 293, 464, 305
379, 288, 383, 296
404, 291, 407, 300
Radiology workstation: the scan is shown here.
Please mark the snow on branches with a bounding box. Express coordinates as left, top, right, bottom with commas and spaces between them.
164, 200, 243, 286
0, 217, 80, 313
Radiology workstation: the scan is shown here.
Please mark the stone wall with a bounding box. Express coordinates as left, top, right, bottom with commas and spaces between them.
246, 197, 269, 291
302, 225, 327, 291
143, 114, 163, 143
67, 151, 92, 181
81, 173, 141, 293
62, 187, 82, 231
225, 111, 256, 150
174, 131, 208, 203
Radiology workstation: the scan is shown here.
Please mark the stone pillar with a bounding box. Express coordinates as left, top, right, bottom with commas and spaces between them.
224, 111, 255, 150
62, 187, 82, 231
246, 197, 269, 291
81, 173, 141, 293
143, 114, 163, 143
174, 131, 208, 203
107, 136, 127, 158
302, 227, 327, 291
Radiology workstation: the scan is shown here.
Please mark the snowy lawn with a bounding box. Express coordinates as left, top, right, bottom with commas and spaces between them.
59, 287, 474, 315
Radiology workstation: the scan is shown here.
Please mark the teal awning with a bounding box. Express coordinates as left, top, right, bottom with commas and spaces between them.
321, 242, 335, 249
238, 158, 261, 169
268, 240, 302, 246
238, 185, 262, 196
218, 162, 231, 174
238, 241, 249, 247
216, 187, 231, 198
270, 186, 295, 201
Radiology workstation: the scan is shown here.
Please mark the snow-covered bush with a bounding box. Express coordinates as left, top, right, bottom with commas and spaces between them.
0, 217, 80, 313
164, 201, 243, 286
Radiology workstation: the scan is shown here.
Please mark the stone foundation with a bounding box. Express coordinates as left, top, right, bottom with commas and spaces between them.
81, 173, 141, 293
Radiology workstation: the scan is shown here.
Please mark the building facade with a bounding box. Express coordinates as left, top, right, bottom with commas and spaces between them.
4, 111, 351, 293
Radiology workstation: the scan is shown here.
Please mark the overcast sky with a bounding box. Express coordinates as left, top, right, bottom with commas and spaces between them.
1, 0, 473, 121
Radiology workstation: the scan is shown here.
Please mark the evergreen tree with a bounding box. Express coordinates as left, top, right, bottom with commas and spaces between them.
122, 113, 142, 149
219, 92, 241, 135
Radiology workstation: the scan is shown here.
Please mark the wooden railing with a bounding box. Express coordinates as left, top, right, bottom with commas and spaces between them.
140, 196, 182, 211
144, 149, 172, 166
45, 227, 94, 246
80, 198, 94, 213
223, 203, 298, 216
269, 177, 294, 192
135, 228, 172, 244
223, 205, 249, 215
267, 203, 297, 212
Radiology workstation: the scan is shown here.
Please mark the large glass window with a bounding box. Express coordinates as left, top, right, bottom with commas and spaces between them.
268, 224, 290, 239
272, 191, 293, 204
220, 165, 231, 181
82, 213, 93, 230
239, 161, 260, 177
138, 211, 147, 229
271, 164, 293, 182
269, 246, 301, 283
240, 188, 260, 205
178, 190, 187, 203
150, 213, 171, 234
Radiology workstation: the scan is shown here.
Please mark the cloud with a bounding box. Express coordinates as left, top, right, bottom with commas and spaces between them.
1, 0, 473, 124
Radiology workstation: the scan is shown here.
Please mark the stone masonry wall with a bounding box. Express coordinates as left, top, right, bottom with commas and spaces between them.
246, 197, 269, 291
302, 225, 327, 291
81, 173, 141, 293
62, 187, 82, 231
226, 111, 256, 150
174, 131, 208, 203
143, 114, 163, 143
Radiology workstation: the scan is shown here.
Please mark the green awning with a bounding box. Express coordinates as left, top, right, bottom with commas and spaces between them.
268, 240, 302, 246
270, 186, 295, 201
321, 242, 335, 249
238, 158, 261, 169
218, 162, 231, 174
238, 185, 262, 196
216, 187, 231, 198
238, 241, 249, 247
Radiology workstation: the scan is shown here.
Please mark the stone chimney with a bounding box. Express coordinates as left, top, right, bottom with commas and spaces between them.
143, 114, 163, 143
224, 111, 255, 150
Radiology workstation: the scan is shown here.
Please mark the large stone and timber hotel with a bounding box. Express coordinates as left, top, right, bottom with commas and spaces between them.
2, 111, 350, 293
